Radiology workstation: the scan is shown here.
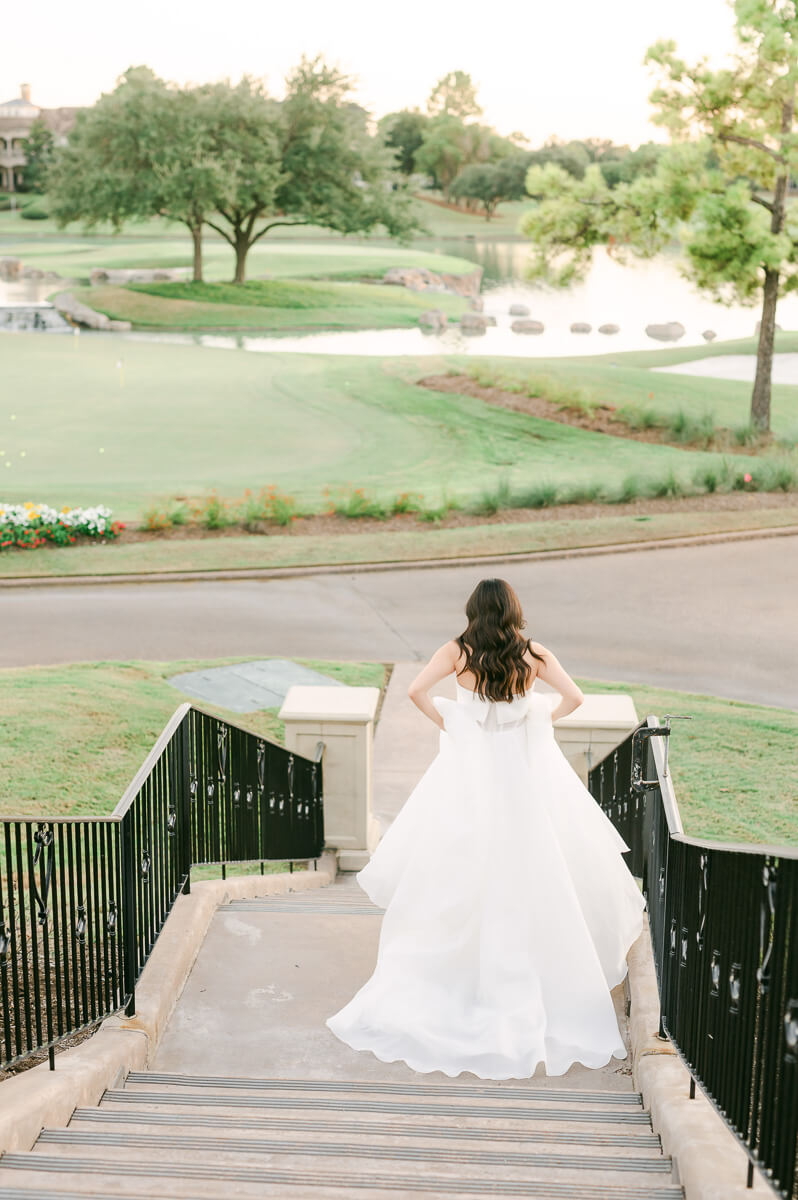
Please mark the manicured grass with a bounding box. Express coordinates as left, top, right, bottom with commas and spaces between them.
0, 507, 796, 579
460, 347, 798, 440
582, 679, 798, 847
72, 280, 467, 331
1, 230, 477, 285
0, 338, 767, 518
0, 657, 386, 820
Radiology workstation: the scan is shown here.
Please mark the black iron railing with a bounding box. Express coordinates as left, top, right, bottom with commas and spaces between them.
0, 705, 324, 1072
589, 718, 797, 1200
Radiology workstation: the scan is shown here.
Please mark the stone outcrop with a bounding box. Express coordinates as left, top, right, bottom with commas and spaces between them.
382, 265, 483, 299
645, 321, 685, 342
509, 303, 530, 316
52, 291, 132, 332
89, 267, 191, 286
702, 330, 717, 342
459, 312, 489, 335
570, 322, 592, 333
598, 323, 620, 335
511, 318, 544, 334
418, 309, 448, 332
0, 257, 23, 281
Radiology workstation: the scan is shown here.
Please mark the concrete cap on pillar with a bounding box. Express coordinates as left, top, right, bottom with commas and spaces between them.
279, 685, 380, 723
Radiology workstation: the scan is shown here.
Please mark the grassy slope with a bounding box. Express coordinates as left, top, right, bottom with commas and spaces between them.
1, 507, 796, 580
0, 658, 386, 820
0, 339, 768, 517
460, 345, 798, 439
72, 280, 467, 331
584, 679, 797, 846
0, 657, 792, 846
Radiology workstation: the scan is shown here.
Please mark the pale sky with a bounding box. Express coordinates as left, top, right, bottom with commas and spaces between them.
5, 0, 739, 146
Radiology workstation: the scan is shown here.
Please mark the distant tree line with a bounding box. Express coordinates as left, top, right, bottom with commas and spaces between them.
379, 71, 666, 218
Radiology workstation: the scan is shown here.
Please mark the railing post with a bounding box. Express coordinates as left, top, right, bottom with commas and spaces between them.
120, 812, 138, 1017
180, 718, 192, 896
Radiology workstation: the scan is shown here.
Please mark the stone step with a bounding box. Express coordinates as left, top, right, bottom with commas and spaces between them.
101, 1089, 652, 1125
0, 1154, 685, 1199
37, 1128, 673, 1175
225, 901, 383, 914
71, 1106, 664, 1150
125, 1071, 643, 1104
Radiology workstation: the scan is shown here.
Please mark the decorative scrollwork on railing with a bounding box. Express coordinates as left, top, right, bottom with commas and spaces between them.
167, 808, 177, 836
256, 741, 266, 790
784, 999, 798, 1063
756, 860, 777, 995
107, 903, 118, 938
696, 852, 709, 951
710, 949, 721, 996
729, 962, 742, 1015
140, 850, 151, 882
233, 783, 241, 808
31, 822, 55, 927
0, 919, 8, 964
189, 775, 198, 803
287, 754, 295, 800
217, 724, 228, 783
75, 905, 87, 944
245, 786, 253, 809
206, 780, 215, 806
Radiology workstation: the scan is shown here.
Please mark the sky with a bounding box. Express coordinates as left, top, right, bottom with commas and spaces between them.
4, 0, 740, 147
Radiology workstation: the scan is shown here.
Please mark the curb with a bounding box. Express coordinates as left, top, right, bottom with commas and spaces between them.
0, 851, 337, 1155
626, 918, 772, 1198
1, 523, 797, 589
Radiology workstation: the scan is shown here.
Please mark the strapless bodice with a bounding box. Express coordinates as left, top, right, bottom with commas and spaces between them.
449, 680, 553, 728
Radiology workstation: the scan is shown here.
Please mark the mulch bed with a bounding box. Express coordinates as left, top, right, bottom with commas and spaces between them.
418, 372, 771, 453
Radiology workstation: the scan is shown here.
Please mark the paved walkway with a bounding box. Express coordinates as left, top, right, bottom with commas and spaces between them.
3, 535, 797, 708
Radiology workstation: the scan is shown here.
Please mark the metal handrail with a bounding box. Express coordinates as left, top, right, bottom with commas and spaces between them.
589, 720, 797, 1199
0, 705, 324, 1073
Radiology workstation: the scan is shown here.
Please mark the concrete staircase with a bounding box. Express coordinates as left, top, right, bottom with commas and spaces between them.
0, 1069, 682, 1199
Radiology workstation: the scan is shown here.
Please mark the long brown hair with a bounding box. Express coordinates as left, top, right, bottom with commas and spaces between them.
456, 578, 545, 702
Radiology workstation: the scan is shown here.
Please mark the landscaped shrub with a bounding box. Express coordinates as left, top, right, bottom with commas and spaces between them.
511, 481, 559, 509
241, 485, 297, 527
325, 485, 389, 520
0, 503, 123, 549
20, 204, 48, 220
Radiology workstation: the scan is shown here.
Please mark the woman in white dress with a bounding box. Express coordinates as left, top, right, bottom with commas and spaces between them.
326, 578, 646, 1080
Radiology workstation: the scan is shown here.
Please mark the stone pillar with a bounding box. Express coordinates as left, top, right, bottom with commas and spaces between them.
279, 686, 381, 872
552, 694, 639, 784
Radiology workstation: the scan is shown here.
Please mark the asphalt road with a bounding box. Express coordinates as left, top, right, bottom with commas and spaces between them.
4, 535, 797, 709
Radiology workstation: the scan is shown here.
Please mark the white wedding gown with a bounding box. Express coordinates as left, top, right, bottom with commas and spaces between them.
326, 680, 647, 1080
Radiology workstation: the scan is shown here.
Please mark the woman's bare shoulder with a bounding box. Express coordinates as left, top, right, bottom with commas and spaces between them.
529, 640, 549, 658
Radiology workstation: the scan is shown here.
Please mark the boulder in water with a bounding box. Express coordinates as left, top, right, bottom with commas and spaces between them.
645, 321, 686, 342
511, 318, 545, 334
570, 322, 592, 333
509, 303, 530, 316
598, 323, 620, 334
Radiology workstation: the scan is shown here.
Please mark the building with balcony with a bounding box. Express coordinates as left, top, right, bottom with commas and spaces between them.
0, 84, 79, 191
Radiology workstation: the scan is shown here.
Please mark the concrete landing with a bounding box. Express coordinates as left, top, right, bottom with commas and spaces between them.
152, 875, 634, 1092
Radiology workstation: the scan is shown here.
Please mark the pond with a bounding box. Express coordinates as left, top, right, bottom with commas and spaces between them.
2, 237, 797, 357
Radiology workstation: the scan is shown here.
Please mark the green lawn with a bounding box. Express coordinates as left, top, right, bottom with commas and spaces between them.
1, 228, 477, 286
583, 679, 798, 847
1, 507, 796, 580
0, 338, 770, 518
0, 658, 386, 821
70, 279, 467, 331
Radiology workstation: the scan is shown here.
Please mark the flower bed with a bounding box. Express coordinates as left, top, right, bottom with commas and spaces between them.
0, 503, 124, 550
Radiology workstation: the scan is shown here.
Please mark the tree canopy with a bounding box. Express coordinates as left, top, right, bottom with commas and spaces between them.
521, 0, 798, 431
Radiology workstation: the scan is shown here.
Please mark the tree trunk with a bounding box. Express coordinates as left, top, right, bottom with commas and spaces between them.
752, 267, 779, 431
191, 224, 203, 283
233, 238, 248, 284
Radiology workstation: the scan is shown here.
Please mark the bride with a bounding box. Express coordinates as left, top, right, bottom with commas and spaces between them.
326, 577, 646, 1080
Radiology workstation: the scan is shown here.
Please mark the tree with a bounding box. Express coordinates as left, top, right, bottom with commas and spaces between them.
379, 109, 429, 174
20, 119, 54, 193
521, 0, 798, 432
427, 71, 482, 121
450, 163, 511, 219
414, 116, 500, 194
215, 56, 420, 283
48, 68, 228, 281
